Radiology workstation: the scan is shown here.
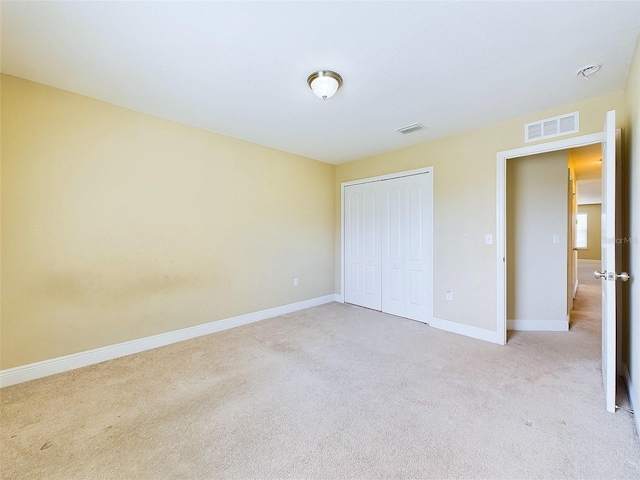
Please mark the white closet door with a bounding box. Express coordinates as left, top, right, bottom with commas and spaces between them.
344, 183, 381, 310
361, 182, 382, 309
345, 185, 363, 306
381, 174, 432, 323
403, 173, 433, 322
381, 177, 406, 317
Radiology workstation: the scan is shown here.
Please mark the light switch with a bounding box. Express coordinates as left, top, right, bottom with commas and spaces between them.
485, 234, 493, 245
553, 234, 561, 244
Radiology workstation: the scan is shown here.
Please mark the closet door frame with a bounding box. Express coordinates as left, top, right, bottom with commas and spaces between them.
340, 167, 433, 321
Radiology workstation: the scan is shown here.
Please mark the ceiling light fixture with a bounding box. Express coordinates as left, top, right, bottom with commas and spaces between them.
576, 63, 601, 80
307, 70, 343, 100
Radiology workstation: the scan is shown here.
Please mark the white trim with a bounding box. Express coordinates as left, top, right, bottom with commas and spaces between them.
341, 167, 433, 188
430, 317, 501, 344
0, 294, 336, 388
496, 132, 604, 345
334, 293, 344, 303
624, 364, 639, 438
507, 318, 570, 331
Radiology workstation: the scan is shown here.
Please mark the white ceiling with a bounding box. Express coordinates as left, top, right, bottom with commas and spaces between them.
2, 1, 639, 165
571, 144, 602, 182
577, 179, 602, 205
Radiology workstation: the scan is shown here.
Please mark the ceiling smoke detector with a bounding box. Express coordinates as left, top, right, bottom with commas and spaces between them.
576, 63, 601, 79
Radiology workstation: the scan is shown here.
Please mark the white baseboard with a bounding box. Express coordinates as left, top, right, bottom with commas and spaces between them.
624, 364, 639, 438
430, 317, 501, 344
334, 293, 344, 303
507, 318, 570, 331
0, 294, 336, 388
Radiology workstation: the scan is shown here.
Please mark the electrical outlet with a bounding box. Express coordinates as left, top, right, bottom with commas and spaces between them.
293, 278, 299, 287
446, 291, 453, 301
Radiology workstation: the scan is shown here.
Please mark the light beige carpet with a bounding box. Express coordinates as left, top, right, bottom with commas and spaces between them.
1, 262, 639, 479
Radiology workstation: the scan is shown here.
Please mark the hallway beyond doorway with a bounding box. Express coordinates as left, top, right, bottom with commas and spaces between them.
571, 259, 601, 332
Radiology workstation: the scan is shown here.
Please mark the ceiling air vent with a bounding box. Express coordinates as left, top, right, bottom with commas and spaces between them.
396, 122, 425, 135
525, 112, 579, 143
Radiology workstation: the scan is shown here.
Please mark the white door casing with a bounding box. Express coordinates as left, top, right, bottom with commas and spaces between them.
497, 131, 605, 345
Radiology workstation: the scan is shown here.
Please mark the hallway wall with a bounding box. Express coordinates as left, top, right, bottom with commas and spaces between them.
578, 204, 602, 260
507, 151, 569, 325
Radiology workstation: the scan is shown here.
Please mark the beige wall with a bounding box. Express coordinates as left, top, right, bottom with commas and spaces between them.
1, 75, 336, 369
577, 204, 602, 260
2, 52, 637, 378
336, 91, 625, 332
506, 152, 568, 322
624, 33, 640, 421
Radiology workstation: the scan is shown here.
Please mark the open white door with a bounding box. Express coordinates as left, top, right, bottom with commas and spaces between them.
597, 110, 621, 413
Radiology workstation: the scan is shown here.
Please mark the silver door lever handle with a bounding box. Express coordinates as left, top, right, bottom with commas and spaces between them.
594, 270, 630, 281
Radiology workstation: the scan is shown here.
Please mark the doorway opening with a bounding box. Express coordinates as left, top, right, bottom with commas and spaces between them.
504, 144, 602, 333
496, 131, 604, 345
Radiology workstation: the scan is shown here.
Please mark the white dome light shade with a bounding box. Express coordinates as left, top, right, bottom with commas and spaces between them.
310, 76, 339, 99
307, 70, 343, 100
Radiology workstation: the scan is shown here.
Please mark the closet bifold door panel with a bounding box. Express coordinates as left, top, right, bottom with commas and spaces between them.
344, 182, 382, 310
381, 174, 432, 323
344, 171, 432, 323
381, 177, 405, 317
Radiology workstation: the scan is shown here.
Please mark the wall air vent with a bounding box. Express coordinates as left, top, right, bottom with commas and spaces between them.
524, 112, 579, 143
396, 122, 425, 135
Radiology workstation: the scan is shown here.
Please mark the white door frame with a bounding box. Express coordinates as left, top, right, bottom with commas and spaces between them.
496, 133, 603, 345
339, 167, 433, 304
